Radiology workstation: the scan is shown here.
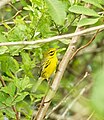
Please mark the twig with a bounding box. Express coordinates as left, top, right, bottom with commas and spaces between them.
69, 29, 99, 61
0, 21, 31, 26
60, 87, 86, 119
0, 25, 104, 46
45, 72, 88, 119
32, 8, 86, 120
0, 76, 6, 87
33, 5, 101, 118
86, 111, 95, 120
0, 76, 19, 120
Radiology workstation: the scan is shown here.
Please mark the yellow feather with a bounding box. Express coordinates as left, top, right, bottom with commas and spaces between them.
34, 48, 58, 92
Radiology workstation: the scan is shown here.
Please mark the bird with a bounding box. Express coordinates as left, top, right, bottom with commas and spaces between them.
33, 48, 58, 92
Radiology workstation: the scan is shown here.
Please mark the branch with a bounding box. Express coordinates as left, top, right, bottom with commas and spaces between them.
0, 76, 19, 120
61, 87, 86, 118
45, 72, 88, 119
32, 7, 87, 120
0, 21, 31, 26
33, 3, 101, 119
69, 29, 99, 61
0, 25, 104, 46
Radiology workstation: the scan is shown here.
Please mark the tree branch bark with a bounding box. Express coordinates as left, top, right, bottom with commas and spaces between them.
0, 24, 104, 46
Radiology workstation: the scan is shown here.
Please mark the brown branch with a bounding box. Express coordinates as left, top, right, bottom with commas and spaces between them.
32, 3, 101, 119
0, 25, 104, 46
45, 72, 88, 119
69, 29, 100, 61
0, 76, 6, 87
32, 12, 85, 120
0, 76, 19, 120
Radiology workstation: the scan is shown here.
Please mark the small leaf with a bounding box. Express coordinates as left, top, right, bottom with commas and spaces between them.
14, 76, 32, 92
82, 0, 103, 9
5, 96, 13, 106
91, 67, 104, 117
1, 82, 16, 97
69, 5, 100, 17
0, 33, 7, 42
0, 46, 8, 55
0, 92, 7, 102
78, 18, 99, 27
59, 39, 70, 44
0, 55, 19, 77
2, 22, 11, 29
45, 0, 66, 25
14, 92, 29, 103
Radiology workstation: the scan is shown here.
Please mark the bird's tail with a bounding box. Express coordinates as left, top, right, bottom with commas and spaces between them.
33, 77, 44, 93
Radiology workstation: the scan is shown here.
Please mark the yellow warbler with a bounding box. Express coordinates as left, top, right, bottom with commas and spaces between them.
34, 48, 58, 92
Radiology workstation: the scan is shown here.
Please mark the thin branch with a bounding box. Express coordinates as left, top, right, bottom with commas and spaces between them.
0, 21, 31, 26
45, 72, 88, 119
69, 29, 99, 61
0, 24, 104, 47
0, 76, 19, 120
60, 87, 86, 119
86, 111, 95, 120
32, 8, 87, 120
0, 76, 6, 87
32, 3, 100, 119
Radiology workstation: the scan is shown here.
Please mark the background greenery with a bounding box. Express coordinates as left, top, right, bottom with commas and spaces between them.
0, 0, 104, 119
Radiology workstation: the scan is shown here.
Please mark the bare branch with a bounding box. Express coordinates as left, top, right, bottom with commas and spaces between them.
0, 24, 104, 47
45, 72, 88, 119
32, 3, 100, 119
0, 21, 31, 26
60, 87, 86, 119
0, 76, 19, 120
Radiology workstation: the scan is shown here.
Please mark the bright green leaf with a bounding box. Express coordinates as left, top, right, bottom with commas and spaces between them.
0, 55, 19, 77
0, 92, 7, 102
45, 0, 66, 25
78, 18, 99, 27
0, 46, 8, 55
14, 76, 32, 92
1, 82, 16, 97
91, 67, 104, 117
82, 0, 103, 9
0, 33, 7, 42
14, 92, 29, 103
69, 5, 100, 17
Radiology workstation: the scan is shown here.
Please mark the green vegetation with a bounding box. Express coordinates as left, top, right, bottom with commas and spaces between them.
0, 0, 104, 119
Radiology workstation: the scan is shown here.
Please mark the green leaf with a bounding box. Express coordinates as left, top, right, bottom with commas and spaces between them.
78, 18, 99, 27
0, 33, 7, 42
21, 52, 34, 77
14, 76, 32, 92
82, 0, 103, 9
5, 96, 13, 106
69, 5, 100, 17
45, 0, 66, 25
0, 55, 19, 77
91, 67, 104, 117
59, 39, 70, 44
99, 0, 104, 5
14, 92, 29, 103
0, 92, 7, 102
1, 82, 16, 97
0, 46, 8, 55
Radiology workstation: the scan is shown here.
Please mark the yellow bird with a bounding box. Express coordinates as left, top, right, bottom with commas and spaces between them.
34, 48, 58, 92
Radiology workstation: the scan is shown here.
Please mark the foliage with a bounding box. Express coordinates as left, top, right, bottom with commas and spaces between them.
0, 0, 104, 119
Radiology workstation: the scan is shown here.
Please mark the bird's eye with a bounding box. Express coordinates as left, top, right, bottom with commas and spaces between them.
49, 50, 54, 53
49, 50, 55, 56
